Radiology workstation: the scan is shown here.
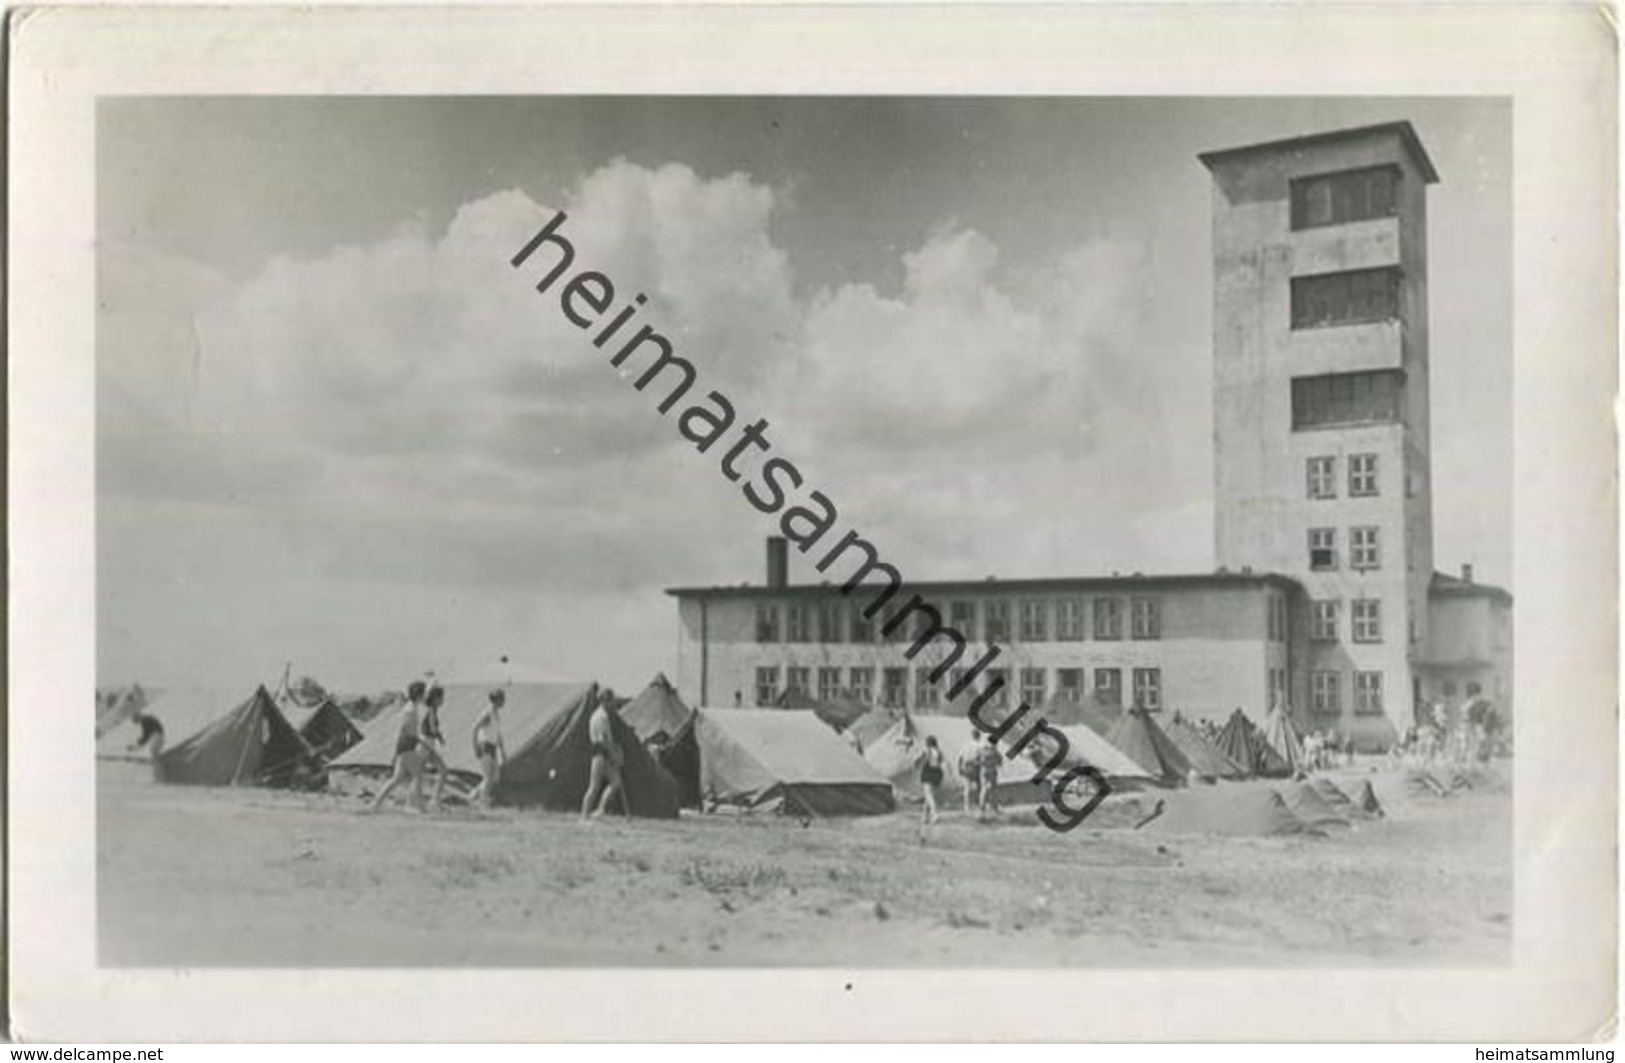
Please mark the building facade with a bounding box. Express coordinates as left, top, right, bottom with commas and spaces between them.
1202, 122, 1445, 747
665, 121, 1511, 750
668, 569, 1301, 724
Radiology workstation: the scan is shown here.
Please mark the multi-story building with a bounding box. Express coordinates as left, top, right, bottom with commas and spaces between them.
668, 555, 1300, 723
664, 121, 1512, 749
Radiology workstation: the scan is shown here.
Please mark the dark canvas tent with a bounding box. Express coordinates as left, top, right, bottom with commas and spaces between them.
1140, 784, 1308, 836
1105, 709, 1193, 786
619, 673, 702, 808
280, 695, 364, 763
1263, 706, 1309, 775
1277, 780, 1351, 829
1217, 709, 1291, 778
696, 708, 895, 817
334, 681, 680, 816
775, 688, 871, 734
1164, 715, 1248, 780
153, 686, 324, 788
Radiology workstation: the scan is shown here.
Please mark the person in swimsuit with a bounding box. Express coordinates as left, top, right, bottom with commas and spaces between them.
470, 688, 507, 809
977, 734, 1004, 818
128, 712, 165, 780
368, 680, 427, 812
956, 730, 983, 816
580, 689, 628, 820
918, 735, 946, 825
418, 684, 451, 811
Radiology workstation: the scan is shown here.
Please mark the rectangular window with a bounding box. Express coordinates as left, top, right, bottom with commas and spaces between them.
1311, 671, 1342, 716
1351, 526, 1381, 571
849, 605, 873, 644
1352, 598, 1382, 643
1310, 599, 1340, 642
1349, 453, 1379, 497
817, 667, 842, 704
785, 605, 810, 643
948, 667, 969, 701
1269, 668, 1288, 711
1307, 456, 1336, 499
1131, 597, 1161, 640
1309, 527, 1338, 571
1291, 166, 1400, 229
817, 602, 844, 644
785, 666, 810, 697
755, 605, 781, 644
950, 601, 977, 642
984, 668, 1011, 708
984, 601, 1011, 643
754, 666, 779, 706
1291, 370, 1405, 431
882, 667, 908, 709
1056, 599, 1087, 641
1291, 267, 1401, 330
848, 667, 875, 706
1132, 668, 1162, 711
1265, 594, 1287, 642
1020, 667, 1047, 707
1094, 598, 1123, 640
1018, 600, 1049, 642
1056, 668, 1085, 702
883, 607, 913, 643
1094, 668, 1122, 707
915, 667, 940, 710
1354, 671, 1384, 716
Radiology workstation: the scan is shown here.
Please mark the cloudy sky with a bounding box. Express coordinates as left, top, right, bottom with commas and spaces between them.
97, 97, 1510, 693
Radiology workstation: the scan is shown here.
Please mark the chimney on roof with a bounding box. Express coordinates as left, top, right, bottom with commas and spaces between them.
1461, 563, 1474, 583
766, 536, 789, 589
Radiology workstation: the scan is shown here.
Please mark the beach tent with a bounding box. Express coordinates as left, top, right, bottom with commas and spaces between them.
1277, 780, 1351, 829
1051, 725, 1159, 789
1139, 784, 1308, 837
334, 681, 680, 816
1263, 706, 1309, 775
987, 721, 1158, 806
1311, 777, 1358, 813
1105, 709, 1194, 787
1217, 709, 1291, 778
130, 685, 324, 788
844, 706, 906, 752
1164, 715, 1248, 780
1354, 779, 1385, 817
864, 713, 979, 801
775, 688, 871, 734
279, 695, 364, 763
696, 708, 895, 817
619, 673, 702, 808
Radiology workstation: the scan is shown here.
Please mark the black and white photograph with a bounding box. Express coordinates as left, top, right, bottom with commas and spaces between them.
92, 94, 1515, 968
9, 3, 1615, 1044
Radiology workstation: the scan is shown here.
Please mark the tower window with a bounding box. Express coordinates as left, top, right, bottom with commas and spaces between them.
1349, 453, 1379, 496
1352, 598, 1382, 643
1311, 670, 1342, 715
1291, 166, 1400, 230
1354, 671, 1384, 716
1351, 526, 1381, 570
1311, 599, 1340, 641
1291, 268, 1401, 330
1307, 456, 1336, 499
1309, 527, 1338, 571
1291, 370, 1404, 431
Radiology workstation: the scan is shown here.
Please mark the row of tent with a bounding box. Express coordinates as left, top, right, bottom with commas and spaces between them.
95, 670, 1323, 825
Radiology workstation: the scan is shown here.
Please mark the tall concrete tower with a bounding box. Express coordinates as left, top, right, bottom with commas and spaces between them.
1201, 122, 1439, 747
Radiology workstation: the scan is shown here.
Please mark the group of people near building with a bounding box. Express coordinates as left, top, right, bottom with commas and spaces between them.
1398, 697, 1505, 766
900, 729, 1007, 827
364, 679, 628, 819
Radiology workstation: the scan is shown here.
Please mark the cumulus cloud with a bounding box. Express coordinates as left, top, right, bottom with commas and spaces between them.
101, 158, 1180, 608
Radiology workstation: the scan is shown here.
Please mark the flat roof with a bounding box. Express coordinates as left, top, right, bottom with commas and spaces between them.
1429, 570, 1513, 604
1198, 120, 1440, 184
666, 570, 1303, 600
